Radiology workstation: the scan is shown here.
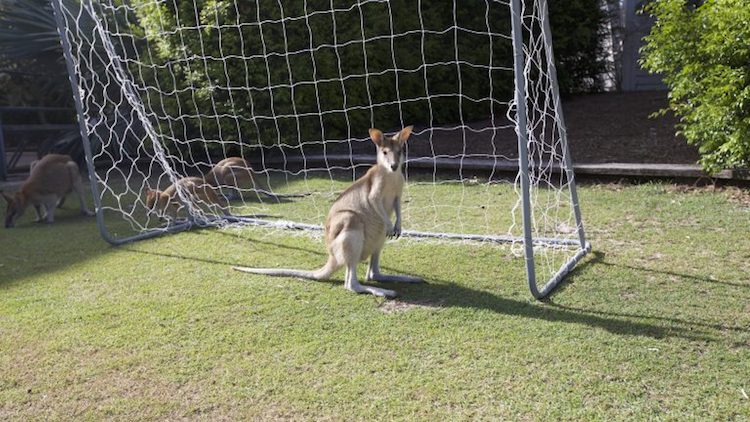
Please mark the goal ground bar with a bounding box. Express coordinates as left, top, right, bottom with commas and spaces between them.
221, 215, 583, 247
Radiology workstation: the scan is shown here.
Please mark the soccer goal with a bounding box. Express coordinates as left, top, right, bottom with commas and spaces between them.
52, 0, 590, 299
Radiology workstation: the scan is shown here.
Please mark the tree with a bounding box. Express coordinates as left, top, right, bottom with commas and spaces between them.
0, 0, 610, 158
0, 0, 72, 107
641, 0, 750, 173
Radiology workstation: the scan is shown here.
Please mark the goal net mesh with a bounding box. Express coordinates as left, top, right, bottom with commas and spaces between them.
55, 0, 585, 287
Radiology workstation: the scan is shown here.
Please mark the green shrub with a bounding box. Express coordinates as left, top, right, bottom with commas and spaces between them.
548, 0, 609, 95
641, 0, 750, 173
0, 0, 607, 157
129, 0, 513, 151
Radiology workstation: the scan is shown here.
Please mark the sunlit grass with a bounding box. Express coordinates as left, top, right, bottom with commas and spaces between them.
0, 180, 749, 419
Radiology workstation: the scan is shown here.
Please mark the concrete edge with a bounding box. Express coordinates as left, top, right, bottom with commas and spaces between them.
2, 155, 745, 191
266, 154, 747, 180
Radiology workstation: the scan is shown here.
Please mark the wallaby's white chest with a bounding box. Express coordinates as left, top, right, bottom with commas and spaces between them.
379, 171, 404, 216
366, 166, 403, 214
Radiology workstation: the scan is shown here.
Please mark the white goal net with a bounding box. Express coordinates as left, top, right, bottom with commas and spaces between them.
53, 0, 589, 297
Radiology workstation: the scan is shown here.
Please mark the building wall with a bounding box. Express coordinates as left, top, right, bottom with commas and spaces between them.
621, 0, 666, 91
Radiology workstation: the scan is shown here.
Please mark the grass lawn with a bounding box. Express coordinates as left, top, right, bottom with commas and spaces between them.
1, 179, 749, 420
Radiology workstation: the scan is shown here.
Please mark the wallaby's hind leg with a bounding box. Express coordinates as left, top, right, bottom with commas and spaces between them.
336, 228, 396, 298
245, 173, 266, 203
222, 173, 244, 202
212, 195, 231, 216
68, 163, 94, 216
367, 250, 424, 283
42, 198, 58, 223
33, 205, 46, 222
344, 263, 396, 298
224, 170, 265, 203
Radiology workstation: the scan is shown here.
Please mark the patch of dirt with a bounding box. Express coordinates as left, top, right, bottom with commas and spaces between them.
723, 187, 750, 207
664, 184, 750, 207
325, 91, 699, 166
561, 91, 698, 164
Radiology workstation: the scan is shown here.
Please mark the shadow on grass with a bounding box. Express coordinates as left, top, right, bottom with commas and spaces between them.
228, 193, 301, 205
544, 252, 747, 335
126, 236, 721, 344
534, 249, 605, 298
0, 211, 106, 287
597, 259, 750, 290
394, 277, 718, 343
547, 302, 748, 334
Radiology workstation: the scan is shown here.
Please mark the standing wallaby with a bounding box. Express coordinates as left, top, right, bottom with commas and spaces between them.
2, 154, 94, 228
205, 156, 307, 202
233, 126, 423, 298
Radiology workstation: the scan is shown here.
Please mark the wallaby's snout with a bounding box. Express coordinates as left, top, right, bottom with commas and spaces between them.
379, 148, 401, 173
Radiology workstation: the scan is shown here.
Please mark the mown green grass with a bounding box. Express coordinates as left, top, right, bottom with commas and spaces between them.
1, 180, 749, 420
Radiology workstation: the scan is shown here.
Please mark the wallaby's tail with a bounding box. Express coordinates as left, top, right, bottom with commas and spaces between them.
256, 189, 309, 199
232, 255, 337, 281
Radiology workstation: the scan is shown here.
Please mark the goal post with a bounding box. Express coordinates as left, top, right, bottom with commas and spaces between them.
51, 0, 591, 299
509, 0, 590, 298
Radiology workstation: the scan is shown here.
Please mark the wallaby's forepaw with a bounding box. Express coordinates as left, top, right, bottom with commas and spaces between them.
82, 210, 95, 217
392, 222, 402, 239
386, 223, 401, 239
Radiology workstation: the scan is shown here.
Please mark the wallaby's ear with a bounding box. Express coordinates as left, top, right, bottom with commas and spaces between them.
396, 125, 414, 145
369, 128, 384, 146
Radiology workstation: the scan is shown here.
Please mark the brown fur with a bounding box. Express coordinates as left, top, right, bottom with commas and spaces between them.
2, 154, 93, 228
204, 157, 257, 194
204, 156, 307, 201
233, 126, 422, 298
145, 176, 228, 219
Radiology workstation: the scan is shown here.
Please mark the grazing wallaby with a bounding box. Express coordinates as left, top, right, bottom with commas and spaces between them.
2, 154, 94, 228
145, 176, 229, 219
29, 158, 66, 209
205, 156, 307, 202
205, 157, 260, 201
233, 126, 423, 298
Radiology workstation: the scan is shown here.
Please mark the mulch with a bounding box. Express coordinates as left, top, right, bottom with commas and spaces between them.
562, 91, 697, 165
320, 90, 698, 167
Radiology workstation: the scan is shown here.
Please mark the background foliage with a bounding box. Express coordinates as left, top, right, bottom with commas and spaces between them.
0, 0, 70, 107
0, 0, 608, 156
641, 0, 750, 173
548, 0, 609, 94
127, 0, 607, 150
